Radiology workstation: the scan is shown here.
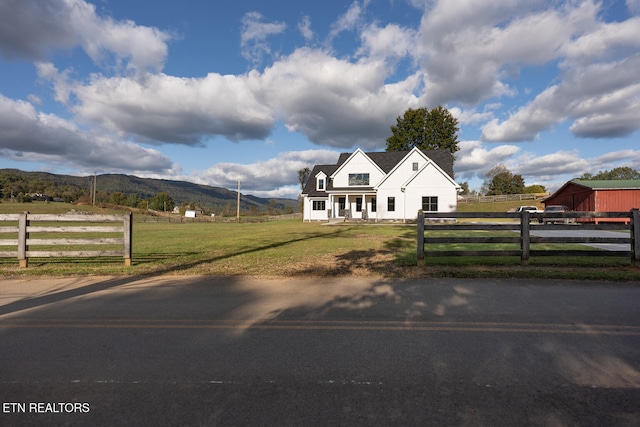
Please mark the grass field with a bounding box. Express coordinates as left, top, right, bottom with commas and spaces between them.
0, 201, 638, 281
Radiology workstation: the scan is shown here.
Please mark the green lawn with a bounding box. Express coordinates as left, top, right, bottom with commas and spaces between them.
0, 201, 638, 280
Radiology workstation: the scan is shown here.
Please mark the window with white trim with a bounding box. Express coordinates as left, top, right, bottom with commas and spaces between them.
312, 200, 326, 210
422, 196, 438, 212
348, 173, 369, 186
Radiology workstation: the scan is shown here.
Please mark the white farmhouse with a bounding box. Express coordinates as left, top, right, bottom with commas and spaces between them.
302, 147, 460, 222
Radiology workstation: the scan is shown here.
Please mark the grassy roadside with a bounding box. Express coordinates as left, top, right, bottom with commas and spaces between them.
0, 201, 638, 281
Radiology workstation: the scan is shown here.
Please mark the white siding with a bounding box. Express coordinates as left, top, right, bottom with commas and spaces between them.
331, 150, 384, 188
303, 197, 328, 221
403, 163, 458, 218
376, 151, 458, 220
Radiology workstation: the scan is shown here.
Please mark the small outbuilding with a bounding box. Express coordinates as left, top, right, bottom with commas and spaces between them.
544, 179, 640, 223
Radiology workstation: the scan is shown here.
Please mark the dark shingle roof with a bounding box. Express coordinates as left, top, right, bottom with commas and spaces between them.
302, 148, 454, 196
302, 164, 338, 196
336, 149, 454, 178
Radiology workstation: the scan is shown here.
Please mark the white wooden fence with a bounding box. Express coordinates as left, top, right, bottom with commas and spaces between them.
0, 212, 132, 268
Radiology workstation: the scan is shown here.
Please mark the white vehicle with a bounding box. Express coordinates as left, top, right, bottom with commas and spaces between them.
514, 206, 541, 214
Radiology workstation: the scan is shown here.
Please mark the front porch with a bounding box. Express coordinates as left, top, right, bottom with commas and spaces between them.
327, 193, 377, 221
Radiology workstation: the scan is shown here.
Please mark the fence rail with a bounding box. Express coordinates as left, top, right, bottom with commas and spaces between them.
0, 212, 132, 268
417, 209, 640, 266
457, 193, 548, 204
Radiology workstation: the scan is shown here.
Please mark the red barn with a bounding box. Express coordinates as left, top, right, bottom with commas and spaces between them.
544, 179, 640, 223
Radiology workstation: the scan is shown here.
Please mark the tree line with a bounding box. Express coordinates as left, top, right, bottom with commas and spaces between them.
0, 170, 294, 216
0, 170, 179, 211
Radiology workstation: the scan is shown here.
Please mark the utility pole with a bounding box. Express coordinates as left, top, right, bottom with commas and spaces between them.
236, 179, 241, 223
92, 171, 97, 206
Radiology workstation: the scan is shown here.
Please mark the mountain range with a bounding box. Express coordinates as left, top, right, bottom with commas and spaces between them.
0, 169, 298, 213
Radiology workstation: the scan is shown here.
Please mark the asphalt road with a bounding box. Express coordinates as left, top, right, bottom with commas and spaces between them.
1, 275, 639, 426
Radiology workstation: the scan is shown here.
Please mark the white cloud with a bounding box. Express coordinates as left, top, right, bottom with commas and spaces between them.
482, 54, 640, 141
258, 48, 422, 149
561, 17, 640, 63
26, 94, 42, 106
480, 85, 565, 142
35, 62, 73, 104
298, 16, 314, 42
453, 140, 520, 180
240, 12, 287, 64
0, 0, 170, 73
628, 0, 640, 14
594, 150, 640, 168
193, 150, 339, 198
448, 2, 640, 142
66, 72, 276, 145
329, 1, 366, 40
57, 46, 421, 149
415, 0, 597, 106
510, 148, 640, 191
0, 94, 174, 173
449, 107, 494, 126
358, 23, 416, 61
512, 150, 589, 179
454, 142, 640, 192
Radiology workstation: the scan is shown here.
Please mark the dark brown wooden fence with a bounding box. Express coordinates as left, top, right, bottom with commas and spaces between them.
417, 209, 640, 266
0, 212, 132, 268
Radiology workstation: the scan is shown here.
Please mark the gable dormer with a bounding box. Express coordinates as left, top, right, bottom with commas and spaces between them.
330, 148, 385, 188
374, 146, 459, 191
316, 171, 327, 192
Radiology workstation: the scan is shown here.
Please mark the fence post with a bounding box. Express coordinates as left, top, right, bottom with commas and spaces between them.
520, 210, 530, 266
18, 212, 28, 268
417, 210, 424, 263
123, 211, 132, 267
631, 209, 640, 267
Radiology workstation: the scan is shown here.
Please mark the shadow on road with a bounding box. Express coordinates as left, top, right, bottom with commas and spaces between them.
1, 274, 639, 426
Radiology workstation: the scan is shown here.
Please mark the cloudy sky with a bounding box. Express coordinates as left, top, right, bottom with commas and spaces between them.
1, 0, 639, 199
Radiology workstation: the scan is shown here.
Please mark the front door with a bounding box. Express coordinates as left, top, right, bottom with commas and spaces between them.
338, 197, 346, 217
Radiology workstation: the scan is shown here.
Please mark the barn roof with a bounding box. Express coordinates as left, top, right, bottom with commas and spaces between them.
571, 179, 640, 190
544, 179, 640, 204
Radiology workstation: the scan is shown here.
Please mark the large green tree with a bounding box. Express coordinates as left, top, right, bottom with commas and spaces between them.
482, 165, 525, 196
148, 192, 175, 212
298, 167, 311, 193
386, 106, 460, 161
297, 167, 311, 212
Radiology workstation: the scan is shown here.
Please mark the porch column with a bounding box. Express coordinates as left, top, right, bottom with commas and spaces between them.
345, 194, 350, 219
362, 193, 367, 219
329, 194, 334, 218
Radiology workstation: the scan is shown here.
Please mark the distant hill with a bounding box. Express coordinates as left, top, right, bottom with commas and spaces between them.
0, 169, 298, 213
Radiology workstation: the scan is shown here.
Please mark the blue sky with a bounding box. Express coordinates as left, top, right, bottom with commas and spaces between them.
1, 0, 639, 199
